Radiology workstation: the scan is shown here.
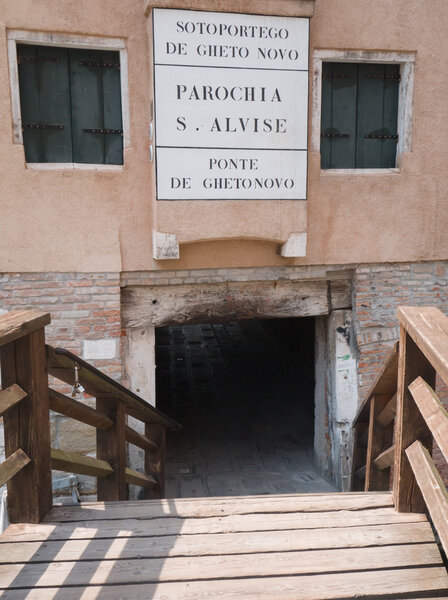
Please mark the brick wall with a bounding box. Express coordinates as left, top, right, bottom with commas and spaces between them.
353, 261, 448, 484
0, 272, 121, 494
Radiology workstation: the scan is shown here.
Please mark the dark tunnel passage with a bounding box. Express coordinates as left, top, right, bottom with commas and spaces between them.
155, 318, 335, 497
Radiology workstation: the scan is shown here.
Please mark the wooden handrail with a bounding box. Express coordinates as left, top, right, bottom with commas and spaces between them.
46, 345, 181, 431
49, 388, 114, 431
0, 449, 31, 488
352, 306, 448, 560
351, 342, 399, 491
0, 309, 182, 523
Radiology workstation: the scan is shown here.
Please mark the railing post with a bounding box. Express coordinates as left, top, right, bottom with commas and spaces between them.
144, 423, 166, 499
96, 396, 127, 501
393, 326, 435, 512
0, 311, 52, 523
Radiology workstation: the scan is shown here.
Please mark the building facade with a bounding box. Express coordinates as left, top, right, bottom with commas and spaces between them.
1, 0, 447, 491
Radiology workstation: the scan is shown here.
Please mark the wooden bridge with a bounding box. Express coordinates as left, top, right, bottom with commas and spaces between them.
0, 307, 447, 599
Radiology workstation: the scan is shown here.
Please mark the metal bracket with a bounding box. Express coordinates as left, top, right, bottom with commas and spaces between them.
18, 56, 61, 64
22, 124, 64, 130
83, 128, 123, 135
367, 74, 401, 81
79, 61, 120, 69
365, 134, 398, 141
321, 133, 350, 138
324, 73, 352, 79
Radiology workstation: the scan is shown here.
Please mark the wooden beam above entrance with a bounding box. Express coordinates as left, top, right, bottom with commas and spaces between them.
121, 279, 351, 328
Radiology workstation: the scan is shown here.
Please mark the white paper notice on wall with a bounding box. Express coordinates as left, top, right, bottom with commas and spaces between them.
153, 9, 309, 201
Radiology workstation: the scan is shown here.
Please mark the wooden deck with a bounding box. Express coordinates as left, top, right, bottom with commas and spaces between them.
0, 492, 447, 599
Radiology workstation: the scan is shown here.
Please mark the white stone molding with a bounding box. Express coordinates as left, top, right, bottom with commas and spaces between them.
280, 232, 307, 257
153, 230, 180, 260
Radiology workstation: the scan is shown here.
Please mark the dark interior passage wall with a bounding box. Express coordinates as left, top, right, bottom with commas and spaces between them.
155, 318, 335, 498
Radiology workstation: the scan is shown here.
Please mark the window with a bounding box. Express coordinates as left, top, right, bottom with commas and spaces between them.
320, 62, 400, 169
17, 44, 123, 165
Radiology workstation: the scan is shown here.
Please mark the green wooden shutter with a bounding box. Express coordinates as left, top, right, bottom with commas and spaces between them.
102, 51, 123, 165
356, 64, 399, 168
18, 44, 72, 163
69, 49, 123, 165
321, 62, 399, 169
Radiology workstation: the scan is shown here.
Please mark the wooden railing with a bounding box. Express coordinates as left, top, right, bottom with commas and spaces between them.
352, 306, 448, 558
0, 310, 180, 524
351, 341, 398, 491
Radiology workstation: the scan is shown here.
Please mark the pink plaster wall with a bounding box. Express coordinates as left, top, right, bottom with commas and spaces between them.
0, 0, 447, 272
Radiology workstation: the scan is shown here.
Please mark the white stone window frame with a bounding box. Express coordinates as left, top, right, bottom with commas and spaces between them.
7, 30, 131, 171
312, 49, 416, 175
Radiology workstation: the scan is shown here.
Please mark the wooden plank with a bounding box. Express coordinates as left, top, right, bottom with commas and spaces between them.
125, 425, 158, 452
406, 440, 448, 558
377, 392, 397, 426
125, 467, 157, 488
355, 465, 366, 480
365, 394, 391, 491
0, 449, 30, 488
0, 384, 27, 417
96, 397, 127, 501
2, 567, 447, 600
46, 345, 180, 430
51, 448, 114, 479
374, 444, 395, 471
1, 507, 428, 543
49, 388, 113, 431
409, 376, 448, 462
121, 280, 331, 329
0, 521, 435, 564
44, 492, 395, 522
353, 341, 399, 426
0, 310, 50, 348
144, 423, 165, 499
2, 329, 52, 524
394, 327, 435, 512
0, 543, 442, 589
398, 306, 448, 387
350, 422, 368, 491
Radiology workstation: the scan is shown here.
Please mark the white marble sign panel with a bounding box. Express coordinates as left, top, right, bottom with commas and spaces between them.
157, 148, 307, 200
152, 9, 309, 201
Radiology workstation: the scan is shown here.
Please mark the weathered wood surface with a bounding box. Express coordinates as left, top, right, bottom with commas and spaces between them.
364, 394, 391, 491
125, 425, 158, 452
144, 422, 165, 499
0, 544, 441, 589
406, 440, 448, 558
0, 384, 27, 417
394, 328, 435, 512
125, 467, 157, 488
1, 329, 52, 524
44, 492, 395, 522
377, 392, 397, 426
2, 568, 447, 600
0, 310, 50, 348
96, 397, 127, 501
398, 306, 448, 386
46, 345, 180, 430
409, 376, 448, 461
122, 279, 352, 328
50, 448, 114, 479
49, 388, 113, 431
2, 507, 427, 542
374, 444, 395, 470
1, 492, 446, 599
0, 522, 436, 563
0, 449, 30, 488
353, 341, 398, 426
